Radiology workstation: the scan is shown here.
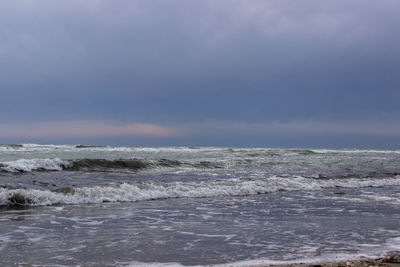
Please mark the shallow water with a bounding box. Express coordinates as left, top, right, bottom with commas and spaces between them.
1, 144, 400, 266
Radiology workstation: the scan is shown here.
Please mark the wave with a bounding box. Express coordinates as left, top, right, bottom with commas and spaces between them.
2, 144, 400, 156
1, 175, 400, 207
74, 145, 107, 148
0, 144, 212, 154
0, 158, 67, 172
288, 149, 318, 155
0, 158, 222, 173
65, 158, 181, 172
309, 149, 400, 154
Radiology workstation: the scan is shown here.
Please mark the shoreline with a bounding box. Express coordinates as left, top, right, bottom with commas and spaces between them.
265, 254, 400, 267
217, 253, 400, 267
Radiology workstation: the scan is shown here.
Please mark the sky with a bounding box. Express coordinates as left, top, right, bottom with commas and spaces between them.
0, 0, 400, 148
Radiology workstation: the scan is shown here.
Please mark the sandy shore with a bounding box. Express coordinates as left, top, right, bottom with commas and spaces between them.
267, 254, 400, 267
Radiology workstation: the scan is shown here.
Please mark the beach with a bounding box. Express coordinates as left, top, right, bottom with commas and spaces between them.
268, 254, 400, 267
1, 144, 400, 266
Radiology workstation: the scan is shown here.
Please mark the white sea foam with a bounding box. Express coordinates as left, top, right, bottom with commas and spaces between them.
1, 175, 400, 207
0, 144, 76, 153
212, 235, 400, 267
120, 249, 398, 267
0, 144, 206, 153
2, 144, 400, 155
210, 253, 377, 267
119, 262, 190, 267
0, 158, 69, 172
310, 148, 400, 154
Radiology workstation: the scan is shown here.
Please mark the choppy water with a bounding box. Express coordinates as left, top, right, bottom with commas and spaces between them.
1, 144, 400, 266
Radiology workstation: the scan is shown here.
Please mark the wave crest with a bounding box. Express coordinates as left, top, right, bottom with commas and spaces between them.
1, 175, 400, 207
0, 158, 67, 173
0, 158, 222, 173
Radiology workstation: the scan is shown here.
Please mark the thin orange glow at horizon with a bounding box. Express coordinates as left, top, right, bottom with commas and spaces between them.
0, 121, 179, 138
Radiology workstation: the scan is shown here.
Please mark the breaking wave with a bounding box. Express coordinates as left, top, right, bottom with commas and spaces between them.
0, 158, 221, 173
0, 158, 67, 172
1, 175, 400, 207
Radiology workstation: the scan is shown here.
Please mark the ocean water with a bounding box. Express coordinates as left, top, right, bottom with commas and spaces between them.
1, 144, 400, 266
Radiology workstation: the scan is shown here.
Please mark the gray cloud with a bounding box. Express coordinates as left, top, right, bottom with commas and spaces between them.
0, 1, 399, 146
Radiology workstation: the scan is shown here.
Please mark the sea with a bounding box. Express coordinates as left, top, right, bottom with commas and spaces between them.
0, 144, 400, 266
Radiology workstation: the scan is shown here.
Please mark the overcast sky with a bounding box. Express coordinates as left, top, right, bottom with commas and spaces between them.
1, 0, 399, 148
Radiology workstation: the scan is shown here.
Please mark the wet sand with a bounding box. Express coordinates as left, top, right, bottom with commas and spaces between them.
268, 254, 400, 267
